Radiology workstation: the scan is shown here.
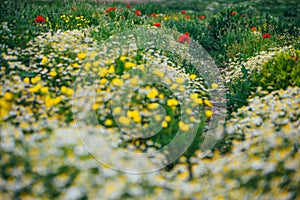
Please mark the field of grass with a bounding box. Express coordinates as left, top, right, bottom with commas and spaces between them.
0, 0, 299, 199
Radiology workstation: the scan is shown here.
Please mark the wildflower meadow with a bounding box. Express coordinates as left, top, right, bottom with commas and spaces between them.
0, 0, 299, 199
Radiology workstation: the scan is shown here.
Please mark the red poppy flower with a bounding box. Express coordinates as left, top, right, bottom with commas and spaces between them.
152, 13, 157, 17
291, 56, 298, 60
71, 7, 76, 11
181, 10, 186, 14
153, 22, 161, 27
126, 5, 131, 9
34, 16, 46, 23
232, 11, 237, 16
178, 32, 190, 44
105, 9, 109, 13
186, 16, 190, 19
241, 13, 246, 17
108, 7, 116, 12
199, 15, 205, 19
136, 10, 141, 16
251, 26, 257, 31
262, 33, 271, 38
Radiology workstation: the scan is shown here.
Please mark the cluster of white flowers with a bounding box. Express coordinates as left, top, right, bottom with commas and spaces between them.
223, 45, 294, 84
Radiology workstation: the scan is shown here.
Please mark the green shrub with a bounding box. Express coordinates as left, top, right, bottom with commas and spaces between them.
223, 46, 299, 113
252, 48, 300, 91
202, 5, 257, 65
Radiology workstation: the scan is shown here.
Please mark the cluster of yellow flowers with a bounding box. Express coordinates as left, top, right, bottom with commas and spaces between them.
1, 87, 298, 199
44, 14, 91, 30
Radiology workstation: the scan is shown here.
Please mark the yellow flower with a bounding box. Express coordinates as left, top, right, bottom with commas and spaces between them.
72, 63, 79, 68
29, 84, 42, 93
127, 110, 141, 123
108, 65, 115, 73
40, 86, 49, 94
211, 83, 218, 89
24, 77, 30, 83
147, 88, 159, 99
197, 98, 203, 104
190, 74, 197, 80
112, 78, 123, 86
31, 76, 41, 84
45, 96, 61, 107
190, 93, 198, 101
167, 98, 179, 107
100, 78, 107, 85
122, 73, 130, 79
263, 22, 267, 29
154, 115, 162, 121
53, 96, 61, 105
130, 77, 139, 85
66, 88, 73, 96
61, 86, 67, 93
162, 121, 168, 128
120, 56, 126, 61
176, 77, 185, 84
92, 103, 99, 110
90, 51, 98, 58
49, 71, 57, 77
148, 103, 159, 110
113, 107, 122, 114
105, 119, 113, 126
177, 170, 189, 179
171, 83, 177, 90
165, 116, 171, 122
4, 92, 13, 101
138, 64, 145, 71
190, 116, 195, 122
205, 110, 213, 117
204, 99, 212, 107
41, 56, 48, 65
179, 121, 190, 131
92, 60, 100, 67
153, 69, 164, 78
125, 62, 135, 69
77, 52, 86, 59
118, 116, 131, 125
61, 86, 73, 96
84, 62, 92, 70
186, 108, 192, 114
